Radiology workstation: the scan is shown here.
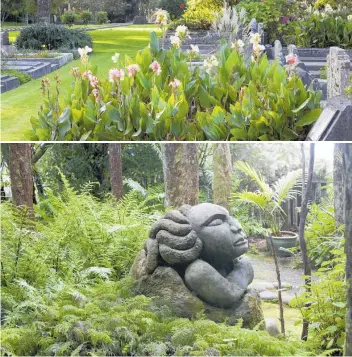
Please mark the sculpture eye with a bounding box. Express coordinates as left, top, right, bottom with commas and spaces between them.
208, 218, 223, 226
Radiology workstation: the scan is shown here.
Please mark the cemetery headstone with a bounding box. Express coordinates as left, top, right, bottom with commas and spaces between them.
274, 40, 285, 66
306, 95, 352, 141
0, 31, 10, 46
258, 23, 265, 44
327, 47, 351, 99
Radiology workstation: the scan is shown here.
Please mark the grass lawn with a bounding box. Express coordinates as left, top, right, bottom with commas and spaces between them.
1, 25, 160, 141
1, 22, 24, 28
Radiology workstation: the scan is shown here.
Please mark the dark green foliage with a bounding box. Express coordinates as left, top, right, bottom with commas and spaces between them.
16, 24, 92, 50
96, 11, 108, 24
80, 10, 93, 25
305, 187, 345, 267
159, 0, 186, 19
283, 15, 352, 49
61, 10, 77, 26
1, 69, 32, 84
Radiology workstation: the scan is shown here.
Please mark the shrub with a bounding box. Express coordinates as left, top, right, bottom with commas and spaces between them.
181, 0, 222, 29
158, 0, 186, 19
80, 10, 93, 25
313, 0, 338, 10
238, 0, 303, 44
61, 10, 77, 26
96, 11, 108, 24
283, 14, 352, 49
28, 31, 322, 141
16, 24, 92, 50
1, 69, 32, 84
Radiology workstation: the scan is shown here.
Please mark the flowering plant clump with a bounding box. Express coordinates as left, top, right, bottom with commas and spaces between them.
78, 46, 93, 64
29, 28, 323, 142
154, 8, 169, 27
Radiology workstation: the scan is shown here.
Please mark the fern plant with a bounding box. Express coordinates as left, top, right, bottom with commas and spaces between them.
231, 161, 301, 235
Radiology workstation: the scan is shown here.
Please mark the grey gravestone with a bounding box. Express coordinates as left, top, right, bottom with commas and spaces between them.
307, 95, 352, 141
274, 40, 285, 66
258, 23, 265, 44
327, 47, 351, 99
37, 0, 50, 23
0, 31, 10, 46
249, 18, 258, 34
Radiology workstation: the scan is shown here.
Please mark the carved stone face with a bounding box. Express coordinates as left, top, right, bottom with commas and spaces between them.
188, 203, 248, 267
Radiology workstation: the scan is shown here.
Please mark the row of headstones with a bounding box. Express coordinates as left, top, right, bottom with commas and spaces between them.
249, 19, 352, 141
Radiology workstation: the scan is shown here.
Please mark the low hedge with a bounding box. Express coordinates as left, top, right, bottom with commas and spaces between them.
16, 24, 92, 50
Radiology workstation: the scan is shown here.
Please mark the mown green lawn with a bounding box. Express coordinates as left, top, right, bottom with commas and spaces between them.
1, 25, 160, 141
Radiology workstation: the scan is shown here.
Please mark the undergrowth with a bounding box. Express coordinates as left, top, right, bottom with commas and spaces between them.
1, 176, 320, 356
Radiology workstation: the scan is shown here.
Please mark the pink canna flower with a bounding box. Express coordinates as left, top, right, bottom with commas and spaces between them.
150, 61, 162, 76
89, 75, 99, 88
109, 68, 125, 82
169, 78, 181, 89
127, 64, 140, 77
286, 54, 298, 65
82, 70, 92, 79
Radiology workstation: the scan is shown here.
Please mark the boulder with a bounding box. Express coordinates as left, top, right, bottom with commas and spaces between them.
131, 262, 265, 329
265, 318, 280, 336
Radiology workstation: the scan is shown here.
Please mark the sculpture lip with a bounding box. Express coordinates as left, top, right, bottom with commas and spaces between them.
233, 237, 247, 246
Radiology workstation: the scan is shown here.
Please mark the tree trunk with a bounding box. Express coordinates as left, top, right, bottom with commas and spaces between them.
37, 0, 50, 23
299, 143, 315, 341
162, 143, 199, 208
334, 143, 345, 227
213, 143, 233, 210
8, 144, 34, 212
342, 144, 352, 356
108, 143, 123, 200
269, 236, 285, 336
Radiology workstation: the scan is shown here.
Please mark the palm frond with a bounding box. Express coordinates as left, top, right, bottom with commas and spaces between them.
232, 191, 271, 210
235, 161, 272, 195
272, 169, 301, 207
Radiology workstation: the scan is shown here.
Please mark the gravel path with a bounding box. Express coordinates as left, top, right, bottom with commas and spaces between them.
248, 254, 306, 289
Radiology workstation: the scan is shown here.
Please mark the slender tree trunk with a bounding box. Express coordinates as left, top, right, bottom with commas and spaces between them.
8, 144, 34, 212
37, 0, 50, 23
269, 236, 285, 335
334, 143, 345, 227
342, 144, 352, 356
299, 143, 315, 341
162, 143, 199, 208
108, 143, 123, 200
213, 143, 233, 210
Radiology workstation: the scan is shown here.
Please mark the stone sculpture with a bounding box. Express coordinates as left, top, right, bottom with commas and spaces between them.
131, 203, 264, 328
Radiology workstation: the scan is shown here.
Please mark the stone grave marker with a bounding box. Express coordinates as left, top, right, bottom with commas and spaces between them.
37, 0, 50, 23
306, 95, 352, 141
327, 47, 351, 99
273, 40, 285, 66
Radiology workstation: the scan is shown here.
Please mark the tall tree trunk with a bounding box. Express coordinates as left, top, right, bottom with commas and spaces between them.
213, 143, 232, 210
108, 144, 123, 200
8, 144, 34, 212
342, 144, 352, 356
334, 143, 345, 227
299, 143, 315, 341
37, 0, 50, 23
162, 143, 199, 208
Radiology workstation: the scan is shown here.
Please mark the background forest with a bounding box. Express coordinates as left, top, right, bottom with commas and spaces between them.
0, 143, 351, 356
